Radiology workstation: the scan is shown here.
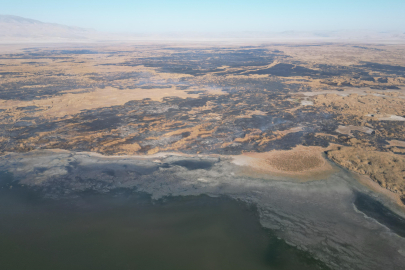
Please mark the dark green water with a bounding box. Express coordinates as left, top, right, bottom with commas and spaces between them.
0, 172, 327, 270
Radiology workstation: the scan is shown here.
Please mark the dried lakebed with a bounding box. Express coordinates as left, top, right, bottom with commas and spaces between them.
1, 150, 405, 270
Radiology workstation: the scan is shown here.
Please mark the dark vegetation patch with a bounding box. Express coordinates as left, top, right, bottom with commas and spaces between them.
185, 90, 204, 94
16, 106, 39, 111
1, 78, 334, 154
0, 72, 22, 76
21, 61, 48, 65
181, 132, 191, 138
352, 46, 384, 51
0, 52, 72, 60
59, 50, 99, 55
359, 62, 405, 76
122, 48, 283, 76
289, 44, 323, 47
83, 117, 122, 131
360, 76, 375, 82
0, 77, 97, 100
88, 72, 144, 82
245, 63, 318, 77
1, 46, 402, 157
140, 85, 172, 89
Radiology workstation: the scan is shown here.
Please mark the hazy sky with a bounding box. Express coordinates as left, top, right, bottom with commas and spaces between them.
2, 0, 405, 32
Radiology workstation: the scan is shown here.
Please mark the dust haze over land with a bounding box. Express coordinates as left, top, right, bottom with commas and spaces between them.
1, 15, 405, 270
1, 14, 405, 44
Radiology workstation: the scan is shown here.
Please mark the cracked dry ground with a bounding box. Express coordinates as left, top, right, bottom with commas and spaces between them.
0, 42, 405, 203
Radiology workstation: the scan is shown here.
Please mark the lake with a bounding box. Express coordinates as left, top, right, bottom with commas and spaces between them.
0, 172, 328, 270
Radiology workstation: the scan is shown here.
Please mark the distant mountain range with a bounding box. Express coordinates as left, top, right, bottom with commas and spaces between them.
0, 15, 99, 42
1, 14, 404, 43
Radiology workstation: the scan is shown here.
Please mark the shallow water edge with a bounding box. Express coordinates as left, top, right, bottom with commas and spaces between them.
1, 150, 405, 269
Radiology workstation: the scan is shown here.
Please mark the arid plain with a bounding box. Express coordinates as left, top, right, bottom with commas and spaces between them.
1, 43, 405, 199
1, 42, 405, 269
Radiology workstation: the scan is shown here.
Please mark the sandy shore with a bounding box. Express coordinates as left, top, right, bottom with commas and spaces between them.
231, 145, 338, 181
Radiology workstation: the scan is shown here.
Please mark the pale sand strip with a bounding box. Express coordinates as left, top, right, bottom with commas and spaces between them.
231, 145, 337, 181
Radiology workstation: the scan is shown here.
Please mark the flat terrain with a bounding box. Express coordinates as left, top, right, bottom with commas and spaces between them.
2, 41, 405, 269
1, 42, 404, 203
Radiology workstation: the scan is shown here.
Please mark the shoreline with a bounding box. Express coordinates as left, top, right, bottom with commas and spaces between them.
2, 146, 404, 210
354, 172, 405, 211
2, 147, 405, 269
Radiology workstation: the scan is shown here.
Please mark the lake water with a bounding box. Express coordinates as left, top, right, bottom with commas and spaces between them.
0, 172, 328, 270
